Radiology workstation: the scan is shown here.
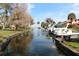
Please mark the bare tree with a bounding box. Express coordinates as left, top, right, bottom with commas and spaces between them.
0, 3, 13, 29
9, 3, 33, 30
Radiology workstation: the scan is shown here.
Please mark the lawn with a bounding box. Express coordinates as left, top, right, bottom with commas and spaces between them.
64, 41, 79, 48
0, 27, 31, 44
0, 30, 21, 42
0, 30, 21, 37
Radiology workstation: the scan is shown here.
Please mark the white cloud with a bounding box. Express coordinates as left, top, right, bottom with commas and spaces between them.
27, 3, 35, 13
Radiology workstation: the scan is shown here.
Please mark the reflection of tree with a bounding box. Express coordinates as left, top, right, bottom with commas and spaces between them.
9, 31, 33, 55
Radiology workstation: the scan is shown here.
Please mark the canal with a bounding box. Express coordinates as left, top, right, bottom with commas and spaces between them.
3, 27, 65, 56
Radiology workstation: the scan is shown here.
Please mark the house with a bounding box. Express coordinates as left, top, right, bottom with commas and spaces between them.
72, 19, 79, 25
66, 19, 79, 28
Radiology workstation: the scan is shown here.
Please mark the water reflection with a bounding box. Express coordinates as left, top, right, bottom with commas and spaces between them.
4, 28, 64, 56
4, 31, 33, 56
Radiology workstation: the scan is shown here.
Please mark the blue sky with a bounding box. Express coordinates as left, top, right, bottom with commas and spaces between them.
28, 3, 79, 23
0, 3, 79, 23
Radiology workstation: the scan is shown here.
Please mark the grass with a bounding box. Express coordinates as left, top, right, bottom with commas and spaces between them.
0, 30, 21, 42
0, 27, 31, 43
64, 41, 79, 48
0, 30, 21, 37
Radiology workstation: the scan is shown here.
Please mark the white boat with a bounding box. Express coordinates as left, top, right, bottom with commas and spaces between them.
54, 27, 72, 36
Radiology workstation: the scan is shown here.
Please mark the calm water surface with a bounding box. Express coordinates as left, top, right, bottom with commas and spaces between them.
4, 27, 64, 56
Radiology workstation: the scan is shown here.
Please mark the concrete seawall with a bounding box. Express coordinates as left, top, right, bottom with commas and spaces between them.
54, 38, 79, 56
0, 30, 30, 55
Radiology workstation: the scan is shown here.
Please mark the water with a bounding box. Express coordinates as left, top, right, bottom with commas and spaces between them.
3, 27, 64, 56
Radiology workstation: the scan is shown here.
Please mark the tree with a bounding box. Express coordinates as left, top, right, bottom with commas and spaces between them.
0, 3, 13, 29
41, 18, 55, 29
46, 18, 55, 23
41, 22, 47, 29
67, 13, 76, 28
46, 18, 52, 24
68, 13, 76, 20
46, 18, 55, 27
55, 22, 66, 28
9, 3, 33, 30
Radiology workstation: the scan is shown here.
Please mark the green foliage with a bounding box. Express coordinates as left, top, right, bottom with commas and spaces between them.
64, 41, 79, 48
0, 3, 13, 29
0, 3, 13, 19
54, 22, 65, 28
46, 18, 55, 24
41, 18, 55, 29
0, 30, 20, 40
68, 13, 76, 20
0, 3, 33, 30
67, 24, 73, 28
41, 22, 48, 29
3, 28, 11, 31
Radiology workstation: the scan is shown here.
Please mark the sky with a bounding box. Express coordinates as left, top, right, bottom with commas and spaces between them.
28, 3, 79, 23
0, 3, 79, 23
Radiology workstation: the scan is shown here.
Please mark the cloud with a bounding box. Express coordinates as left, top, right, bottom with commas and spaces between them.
27, 3, 35, 13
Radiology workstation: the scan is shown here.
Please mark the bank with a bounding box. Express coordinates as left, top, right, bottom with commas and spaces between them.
0, 29, 31, 55
54, 37, 79, 56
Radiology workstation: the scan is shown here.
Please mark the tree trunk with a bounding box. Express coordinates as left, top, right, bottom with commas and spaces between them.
5, 9, 8, 23
3, 10, 8, 29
